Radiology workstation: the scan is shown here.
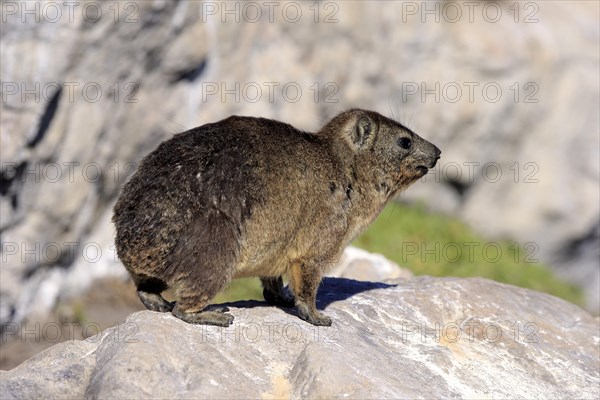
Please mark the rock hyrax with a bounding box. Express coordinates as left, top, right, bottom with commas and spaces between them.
113, 109, 440, 326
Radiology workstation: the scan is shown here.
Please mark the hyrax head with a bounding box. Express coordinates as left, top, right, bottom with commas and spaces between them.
326, 109, 441, 194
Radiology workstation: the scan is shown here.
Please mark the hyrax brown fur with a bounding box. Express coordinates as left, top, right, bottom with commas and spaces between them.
113, 109, 440, 327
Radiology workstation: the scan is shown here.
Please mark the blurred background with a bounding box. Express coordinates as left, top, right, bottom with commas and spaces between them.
1, 0, 598, 369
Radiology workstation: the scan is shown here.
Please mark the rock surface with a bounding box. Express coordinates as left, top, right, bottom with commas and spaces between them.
1, 1, 598, 323
2, 277, 598, 399
328, 246, 414, 281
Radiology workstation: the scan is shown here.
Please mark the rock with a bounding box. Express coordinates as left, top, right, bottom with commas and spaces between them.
328, 246, 413, 281
1, 0, 598, 324
1, 277, 598, 399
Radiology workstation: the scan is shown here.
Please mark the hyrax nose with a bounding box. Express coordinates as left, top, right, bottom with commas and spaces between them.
427, 143, 441, 168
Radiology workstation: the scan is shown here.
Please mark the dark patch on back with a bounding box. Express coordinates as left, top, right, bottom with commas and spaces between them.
345, 183, 353, 200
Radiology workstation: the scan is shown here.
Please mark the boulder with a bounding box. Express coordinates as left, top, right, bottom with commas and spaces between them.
328, 246, 414, 281
2, 277, 598, 399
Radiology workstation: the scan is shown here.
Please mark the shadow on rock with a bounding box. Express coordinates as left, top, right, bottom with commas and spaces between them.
317, 277, 397, 308
218, 277, 397, 314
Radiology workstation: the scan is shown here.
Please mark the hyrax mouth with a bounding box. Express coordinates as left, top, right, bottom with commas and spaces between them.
414, 158, 438, 176
416, 165, 429, 175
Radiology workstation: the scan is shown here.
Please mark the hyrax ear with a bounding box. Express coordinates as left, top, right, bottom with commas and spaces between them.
349, 115, 377, 149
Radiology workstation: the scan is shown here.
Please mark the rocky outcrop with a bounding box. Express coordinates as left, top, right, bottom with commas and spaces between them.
1, 277, 598, 399
1, 0, 598, 325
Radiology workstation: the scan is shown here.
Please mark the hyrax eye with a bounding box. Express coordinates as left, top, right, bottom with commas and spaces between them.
397, 137, 412, 149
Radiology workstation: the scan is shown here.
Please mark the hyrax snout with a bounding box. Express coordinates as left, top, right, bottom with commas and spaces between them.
113, 109, 440, 326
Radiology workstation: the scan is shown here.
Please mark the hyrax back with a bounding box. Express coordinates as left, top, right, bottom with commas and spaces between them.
113, 109, 440, 326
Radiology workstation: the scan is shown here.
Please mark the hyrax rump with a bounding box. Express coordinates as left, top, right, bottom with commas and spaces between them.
113, 109, 440, 327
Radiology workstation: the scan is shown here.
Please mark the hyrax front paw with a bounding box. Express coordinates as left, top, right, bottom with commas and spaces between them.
297, 303, 332, 326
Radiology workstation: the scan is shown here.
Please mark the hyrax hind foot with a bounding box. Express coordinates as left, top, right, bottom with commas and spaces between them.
172, 304, 234, 327
137, 291, 174, 313
261, 277, 295, 308
297, 302, 332, 326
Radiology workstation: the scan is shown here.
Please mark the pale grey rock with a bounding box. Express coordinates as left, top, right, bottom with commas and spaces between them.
0, 340, 96, 399
1, 277, 598, 399
328, 246, 413, 281
1, 0, 598, 324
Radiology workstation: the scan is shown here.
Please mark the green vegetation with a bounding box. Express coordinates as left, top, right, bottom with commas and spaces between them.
216, 202, 583, 306
214, 277, 262, 303
353, 202, 583, 306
